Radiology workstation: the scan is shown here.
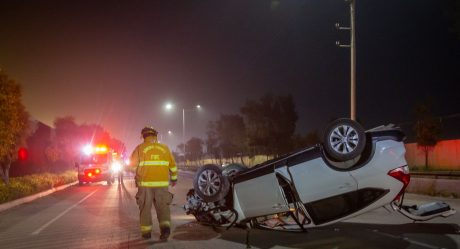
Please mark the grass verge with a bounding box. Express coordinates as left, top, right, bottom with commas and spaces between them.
0, 171, 77, 204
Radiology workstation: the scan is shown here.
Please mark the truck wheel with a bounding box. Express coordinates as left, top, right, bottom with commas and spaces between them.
323, 118, 366, 162
193, 164, 230, 203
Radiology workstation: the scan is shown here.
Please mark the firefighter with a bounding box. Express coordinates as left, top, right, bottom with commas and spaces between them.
129, 126, 177, 240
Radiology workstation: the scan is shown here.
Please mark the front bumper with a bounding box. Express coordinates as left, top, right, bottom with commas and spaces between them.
391, 201, 456, 221
78, 173, 112, 183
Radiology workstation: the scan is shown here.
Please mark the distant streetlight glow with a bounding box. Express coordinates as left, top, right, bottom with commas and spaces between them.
165, 103, 174, 110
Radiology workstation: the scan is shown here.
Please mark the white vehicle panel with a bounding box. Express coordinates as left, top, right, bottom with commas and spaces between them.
341, 140, 408, 218
350, 140, 407, 196
234, 173, 289, 219
289, 158, 357, 203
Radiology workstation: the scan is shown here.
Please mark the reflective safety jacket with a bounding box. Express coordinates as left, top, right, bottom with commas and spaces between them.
130, 136, 177, 187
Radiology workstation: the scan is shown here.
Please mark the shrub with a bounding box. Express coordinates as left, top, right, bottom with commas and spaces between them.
0, 170, 77, 204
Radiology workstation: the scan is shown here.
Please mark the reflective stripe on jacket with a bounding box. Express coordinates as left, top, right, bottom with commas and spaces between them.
130, 136, 177, 187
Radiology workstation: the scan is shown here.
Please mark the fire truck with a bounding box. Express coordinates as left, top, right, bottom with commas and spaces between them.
75, 144, 123, 186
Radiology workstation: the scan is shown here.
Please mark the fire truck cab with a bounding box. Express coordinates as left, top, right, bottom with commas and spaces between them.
76, 144, 116, 186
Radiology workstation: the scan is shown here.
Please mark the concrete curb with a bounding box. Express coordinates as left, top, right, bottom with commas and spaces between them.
0, 181, 78, 213
407, 177, 460, 197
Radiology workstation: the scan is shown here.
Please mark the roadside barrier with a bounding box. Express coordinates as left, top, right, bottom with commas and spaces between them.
411, 171, 460, 179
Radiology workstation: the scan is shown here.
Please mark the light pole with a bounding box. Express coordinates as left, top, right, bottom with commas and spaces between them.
159, 130, 174, 148
164, 103, 201, 161
336, 0, 356, 121
182, 105, 201, 157
182, 108, 185, 156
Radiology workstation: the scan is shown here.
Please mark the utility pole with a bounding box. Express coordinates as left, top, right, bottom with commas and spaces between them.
336, 0, 356, 121
182, 108, 185, 159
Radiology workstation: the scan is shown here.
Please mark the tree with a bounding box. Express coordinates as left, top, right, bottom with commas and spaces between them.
205, 121, 221, 163
215, 114, 247, 163
186, 137, 204, 161
0, 71, 30, 184
305, 130, 321, 146
414, 102, 441, 169
18, 121, 52, 174
53, 116, 79, 167
78, 123, 112, 146
444, 0, 460, 39
240, 96, 271, 155
292, 130, 321, 150
50, 118, 126, 170
241, 93, 298, 156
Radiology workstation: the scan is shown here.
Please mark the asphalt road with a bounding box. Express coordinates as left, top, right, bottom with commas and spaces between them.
0, 171, 459, 249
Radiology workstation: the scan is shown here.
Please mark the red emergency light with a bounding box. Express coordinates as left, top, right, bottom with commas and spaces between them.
18, 148, 28, 161
83, 144, 109, 155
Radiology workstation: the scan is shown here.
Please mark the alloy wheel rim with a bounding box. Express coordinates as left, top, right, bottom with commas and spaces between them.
197, 169, 221, 197
329, 124, 359, 154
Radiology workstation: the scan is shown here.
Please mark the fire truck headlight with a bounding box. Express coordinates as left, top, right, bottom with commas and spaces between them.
111, 161, 122, 173
83, 145, 93, 155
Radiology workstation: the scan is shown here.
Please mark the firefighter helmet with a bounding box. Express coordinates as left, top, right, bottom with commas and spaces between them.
141, 126, 158, 138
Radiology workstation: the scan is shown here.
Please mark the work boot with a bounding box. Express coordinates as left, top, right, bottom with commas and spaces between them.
159, 227, 170, 241
141, 232, 151, 239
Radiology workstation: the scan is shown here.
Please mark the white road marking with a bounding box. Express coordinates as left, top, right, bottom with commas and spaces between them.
31, 190, 98, 235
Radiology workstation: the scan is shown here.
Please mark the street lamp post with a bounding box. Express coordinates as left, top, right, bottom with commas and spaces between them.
182, 108, 185, 157
336, 0, 357, 121
159, 130, 173, 148
164, 103, 201, 162
182, 105, 201, 157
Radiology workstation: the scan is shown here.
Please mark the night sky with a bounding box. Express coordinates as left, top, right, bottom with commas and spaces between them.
1, 0, 459, 151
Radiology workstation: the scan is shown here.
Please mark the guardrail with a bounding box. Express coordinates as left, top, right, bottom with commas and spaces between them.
410, 171, 460, 179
